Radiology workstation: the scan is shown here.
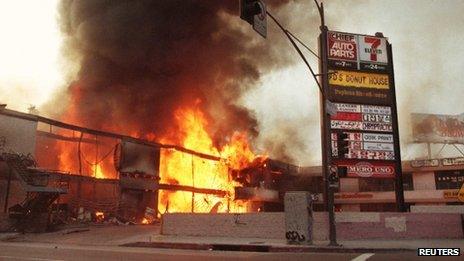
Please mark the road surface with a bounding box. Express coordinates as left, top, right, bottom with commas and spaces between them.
1, 242, 459, 261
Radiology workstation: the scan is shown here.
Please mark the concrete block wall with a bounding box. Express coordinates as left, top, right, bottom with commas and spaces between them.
161, 213, 285, 239
0, 213, 12, 232
336, 212, 463, 240
0, 179, 27, 212
161, 212, 464, 240
411, 205, 464, 213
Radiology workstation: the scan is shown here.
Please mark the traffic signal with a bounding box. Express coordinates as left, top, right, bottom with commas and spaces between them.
336, 132, 349, 158
328, 171, 339, 184
240, 0, 262, 25
338, 166, 348, 178
328, 165, 339, 188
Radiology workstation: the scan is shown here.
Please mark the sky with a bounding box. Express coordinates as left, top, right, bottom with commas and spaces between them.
241, 0, 464, 164
0, 0, 63, 112
0, 0, 463, 165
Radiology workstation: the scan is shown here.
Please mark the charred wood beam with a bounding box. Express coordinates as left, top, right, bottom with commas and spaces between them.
38, 116, 221, 161
0, 108, 221, 161
160, 145, 221, 161
37, 116, 221, 161
37, 130, 98, 144
158, 183, 227, 197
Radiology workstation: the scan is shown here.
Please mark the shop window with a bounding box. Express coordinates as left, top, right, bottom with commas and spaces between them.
360, 203, 396, 212
435, 170, 464, 190
446, 202, 464, 206
305, 176, 324, 194
359, 178, 394, 192
402, 172, 414, 191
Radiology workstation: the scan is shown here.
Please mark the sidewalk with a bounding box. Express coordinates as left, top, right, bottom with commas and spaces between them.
123, 234, 464, 253
2, 224, 462, 253
0, 233, 20, 241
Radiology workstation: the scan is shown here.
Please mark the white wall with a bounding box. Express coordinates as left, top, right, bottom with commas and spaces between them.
0, 114, 37, 156
413, 171, 436, 190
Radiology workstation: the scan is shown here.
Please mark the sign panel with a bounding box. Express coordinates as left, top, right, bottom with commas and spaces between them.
331, 120, 392, 132
361, 105, 391, 115
331, 131, 395, 160
331, 112, 362, 121
330, 103, 393, 133
346, 150, 395, 160
363, 142, 394, 151
363, 114, 391, 123
410, 157, 464, 168
327, 31, 358, 70
327, 31, 390, 72
329, 70, 389, 89
459, 184, 464, 203
362, 133, 393, 143
337, 160, 395, 178
442, 157, 464, 166
326, 100, 338, 116
328, 32, 358, 61
329, 85, 390, 105
359, 35, 388, 64
324, 31, 400, 180
335, 103, 361, 113
411, 113, 464, 144
443, 190, 460, 200
410, 159, 440, 168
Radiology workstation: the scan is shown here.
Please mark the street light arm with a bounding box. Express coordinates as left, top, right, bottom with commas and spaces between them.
286, 30, 320, 60
266, 11, 323, 94
313, 0, 324, 27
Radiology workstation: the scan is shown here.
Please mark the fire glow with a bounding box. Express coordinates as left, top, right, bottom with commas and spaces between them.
158, 105, 262, 213
48, 103, 265, 214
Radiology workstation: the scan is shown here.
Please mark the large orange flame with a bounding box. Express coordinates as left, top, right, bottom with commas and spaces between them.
39, 99, 262, 211
158, 105, 260, 213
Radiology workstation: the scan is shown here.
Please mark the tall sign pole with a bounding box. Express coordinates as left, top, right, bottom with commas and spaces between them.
321, 29, 405, 214
241, 0, 405, 246
315, 2, 339, 246
387, 42, 406, 211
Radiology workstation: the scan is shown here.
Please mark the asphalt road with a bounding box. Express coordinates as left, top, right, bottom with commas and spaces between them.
0, 242, 460, 261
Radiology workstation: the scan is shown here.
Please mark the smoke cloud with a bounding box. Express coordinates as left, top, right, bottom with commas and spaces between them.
55, 0, 464, 165
56, 0, 294, 147
241, 0, 464, 165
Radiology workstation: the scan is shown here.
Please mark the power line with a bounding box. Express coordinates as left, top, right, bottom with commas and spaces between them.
286, 30, 319, 59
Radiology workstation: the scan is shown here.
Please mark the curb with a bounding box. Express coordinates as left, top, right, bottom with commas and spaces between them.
121, 241, 415, 253
0, 233, 20, 242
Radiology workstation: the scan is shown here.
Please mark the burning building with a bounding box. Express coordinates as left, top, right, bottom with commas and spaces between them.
0, 105, 295, 229
1, 105, 463, 234
15, 0, 300, 221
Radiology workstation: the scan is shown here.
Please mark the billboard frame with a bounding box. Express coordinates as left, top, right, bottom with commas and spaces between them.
320, 30, 405, 212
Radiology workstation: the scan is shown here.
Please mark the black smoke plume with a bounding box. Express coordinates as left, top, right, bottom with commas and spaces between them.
58, 0, 293, 146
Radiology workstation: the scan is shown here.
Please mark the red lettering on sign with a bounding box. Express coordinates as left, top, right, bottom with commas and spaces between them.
331, 112, 362, 121
364, 37, 381, 61
335, 160, 396, 178
328, 33, 357, 61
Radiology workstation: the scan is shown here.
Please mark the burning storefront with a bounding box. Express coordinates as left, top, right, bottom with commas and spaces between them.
2, 106, 463, 234
1, 1, 317, 228
1, 106, 302, 230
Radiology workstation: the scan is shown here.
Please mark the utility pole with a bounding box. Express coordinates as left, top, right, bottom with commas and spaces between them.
314, 0, 339, 246
240, 0, 339, 246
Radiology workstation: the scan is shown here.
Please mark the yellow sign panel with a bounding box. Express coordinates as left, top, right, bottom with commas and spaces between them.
458, 184, 464, 202
443, 190, 459, 199
329, 70, 389, 89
